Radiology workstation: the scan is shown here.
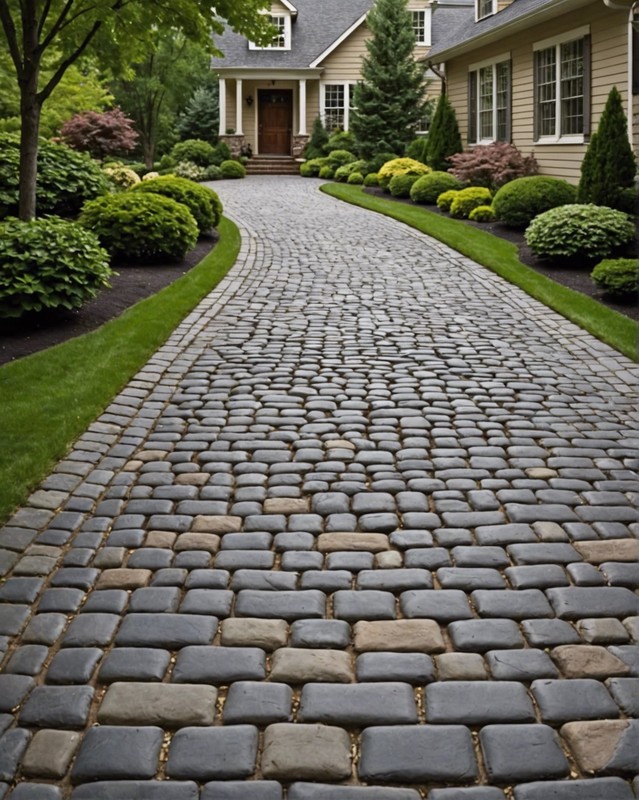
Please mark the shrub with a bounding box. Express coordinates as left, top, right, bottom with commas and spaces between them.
142, 171, 160, 181
0, 134, 109, 219
130, 175, 222, 232
436, 189, 460, 212
450, 186, 492, 218
525, 204, 635, 262
319, 166, 335, 180
363, 172, 379, 187
323, 130, 357, 154
170, 139, 216, 167
378, 158, 431, 191
212, 142, 232, 165
326, 150, 356, 169
103, 164, 141, 191
220, 160, 246, 179
425, 93, 462, 171
203, 165, 223, 181
492, 176, 577, 228
348, 172, 364, 185
79, 192, 198, 262
60, 108, 138, 159
591, 258, 639, 296
0, 217, 112, 318
410, 171, 462, 204
173, 161, 206, 181
305, 117, 330, 159
469, 205, 495, 223
300, 158, 327, 177
389, 173, 421, 197
366, 152, 399, 175
158, 154, 176, 171
334, 160, 367, 182
406, 136, 429, 165
448, 143, 538, 190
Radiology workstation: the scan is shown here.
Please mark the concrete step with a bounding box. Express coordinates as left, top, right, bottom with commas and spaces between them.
246, 157, 300, 176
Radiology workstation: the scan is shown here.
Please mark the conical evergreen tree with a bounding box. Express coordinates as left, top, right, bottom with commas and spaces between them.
304, 116, 329, 159
350, 0, 428, 158
577, 86, 636, 211
177, 86, 219, 143
426, 91, 462, 171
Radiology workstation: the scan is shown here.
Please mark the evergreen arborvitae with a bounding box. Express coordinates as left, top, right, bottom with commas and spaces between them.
577, 86, 636, 211
426, 92, 462, 171
177, 86, 219, 143
304, 116, 329, 159
350, 0, 428, 158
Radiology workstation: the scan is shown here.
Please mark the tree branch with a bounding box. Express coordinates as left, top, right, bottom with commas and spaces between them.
38, 18, 103, 104
0, 0, 24, 79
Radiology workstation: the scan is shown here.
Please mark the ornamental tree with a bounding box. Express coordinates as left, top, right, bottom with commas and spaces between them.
350, 0, 429, 158
60, 107, 138, 159
0, 0, 272, 220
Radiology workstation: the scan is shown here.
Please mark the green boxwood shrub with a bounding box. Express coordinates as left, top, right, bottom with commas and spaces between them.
323, 130, 357, 154
366, 152, 399, 176
319, 166, 335, 180
591, 258, 639, 296
0, 133, 109, 219
203, 165, 223, 181
300, 158, 327, 177
378, 158, 431, 191
79, 192, 198, 262
170, 139, 216, 167
220, 160, 246, 179
347, 172, 364, 185
436, 189, 460, 212
334, 160, 367, 182
0, 217, 112, 317
450, 186, 493, 218
410, 171, 462, 205
326, 150, 356, 169
363, 172, 379, 187
130, 175, 222, 232
469, 205, 495, 223
492, 176, 577, 228
173, 161, 206, 181
389, 173, 421, 198
525, 204, 635, 261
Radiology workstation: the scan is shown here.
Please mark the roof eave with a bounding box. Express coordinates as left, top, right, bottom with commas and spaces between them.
309, 12, 368, 68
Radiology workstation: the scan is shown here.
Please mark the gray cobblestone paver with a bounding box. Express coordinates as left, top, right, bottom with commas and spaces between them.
0, 177, 638, 796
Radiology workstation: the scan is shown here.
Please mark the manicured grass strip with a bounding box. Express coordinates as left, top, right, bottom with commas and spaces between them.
322, 184, 638, 362
0, 217, 240, 525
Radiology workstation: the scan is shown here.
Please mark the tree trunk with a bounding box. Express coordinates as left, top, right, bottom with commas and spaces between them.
142, 138, 155, 169
19, 83, 41, 221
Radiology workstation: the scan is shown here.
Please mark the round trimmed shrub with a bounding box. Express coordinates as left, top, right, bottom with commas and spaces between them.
0, 217, 112, 318
170, 139, 216, 167
130, 175, 222, 232
363, 172, 379, 187
173, 161, 206, 181
0, 133, 109, 219
79, 192, 198, 262
220, 160, 246, 179
326, 150, 356, 169
300, 158, 327, 177
591, 258, 638, 296
143, 171, 160, 181
469, 205, 495, 223
410, 171, 462, 205
450, 186, 493, 218
525, 204, 635, 261
348, 172, 364, 185
436, 189, 460, 211
378, 158, 431, 191
389, 173, 421, 198
319, 166, 335, 180
334, 160, 367, 182
203, 165, 223, 181
103, 164, 141, 191
492, 176, 577, 228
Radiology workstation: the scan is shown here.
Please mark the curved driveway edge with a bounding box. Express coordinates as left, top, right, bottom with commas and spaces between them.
0, 177, 638, 799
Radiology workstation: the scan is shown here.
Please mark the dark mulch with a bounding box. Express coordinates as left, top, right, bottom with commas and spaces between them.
0, 235, 218, 366
365, 187, 639, 323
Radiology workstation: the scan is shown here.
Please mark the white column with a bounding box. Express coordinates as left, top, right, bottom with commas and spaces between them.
218, 78, 227, 137
236, 79, 243, 136
299, 79, 307, 136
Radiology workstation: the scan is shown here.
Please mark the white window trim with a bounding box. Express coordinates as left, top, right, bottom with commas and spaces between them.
249, 13, 292, 51
320, 82, 355, 131
533, 26, 589, 145
468, 53, 510, 144
412, 8, 432, 47
475, 0, 496, 22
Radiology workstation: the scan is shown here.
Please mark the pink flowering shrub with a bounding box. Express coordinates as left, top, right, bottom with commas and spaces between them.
448, 143, 538, 189
60, 108, 138, 159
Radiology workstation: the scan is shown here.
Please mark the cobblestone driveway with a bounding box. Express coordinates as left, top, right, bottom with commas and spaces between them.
1, 177, 638, 800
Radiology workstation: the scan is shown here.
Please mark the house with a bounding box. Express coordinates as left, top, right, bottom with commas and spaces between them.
214, 0, 438, 161
427, 0, 639, 183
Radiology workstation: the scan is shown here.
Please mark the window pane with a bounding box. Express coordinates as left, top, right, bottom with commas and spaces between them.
269, 16, 286, 48
477, 0, 493, 18
479, 66, 494, 139
536, 47, 556, 136
496, 61, 509, 141
560, 39, 583, 135
324, 85, 345, 131
412, 10, 426, 43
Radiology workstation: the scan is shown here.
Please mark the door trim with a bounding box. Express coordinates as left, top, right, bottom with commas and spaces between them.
258, 88, 293, 155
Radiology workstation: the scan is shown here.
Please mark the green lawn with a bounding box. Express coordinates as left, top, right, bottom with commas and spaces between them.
322, 183, 638, 362
0, 217, 240, 525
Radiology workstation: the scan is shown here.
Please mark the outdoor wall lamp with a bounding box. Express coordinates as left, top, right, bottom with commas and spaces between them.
246, 95, 254, 107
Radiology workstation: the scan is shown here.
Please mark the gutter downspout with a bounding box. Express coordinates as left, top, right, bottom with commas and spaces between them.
428, 60, 447, 94
602, 0, 637, 143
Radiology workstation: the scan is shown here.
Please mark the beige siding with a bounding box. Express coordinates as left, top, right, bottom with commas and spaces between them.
444, 1, 630, 182
269, 1, 291, 14
321, 21, 370, 82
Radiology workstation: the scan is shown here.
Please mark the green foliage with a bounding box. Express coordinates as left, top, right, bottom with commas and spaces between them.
525, 204, 635, 262
131, 175, 222, 232
220, 160, 246, 179
0, 134, 109, 220
323, 130, 358, 154
0, 217, 112, 318
425, 93, 462, 171
366, 152, 400, 175
405, 136, 429, 165
79, 192, 198, 262
363, 172, 380, 187
450, 187, 493, 219
203, 165, 223, 181
492, 176, 576, 228
591, 258, 639, 296
350, 0, 428, 158
436, 189, 460, 212
173, 161, 206, 181
300, 158, 327, 177
378, 158, 431, 191
170, 139, 216, 167
305, 117, 330, 159
103, 164, 142, 191
177, 86, 219, 143
326, 150, 356, 169
319, 166, 335, 180
409, 171, 462, 204
348, 172, 364, 185
469, 205, 495, 223
334, 160, 367, 182
577, 87, 637, 211
389, 173, 421, 197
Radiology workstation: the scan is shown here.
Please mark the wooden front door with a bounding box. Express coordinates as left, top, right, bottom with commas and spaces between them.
258, 90, 293, 154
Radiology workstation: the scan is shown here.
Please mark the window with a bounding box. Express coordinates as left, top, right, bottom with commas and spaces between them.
476, 0, 495, 20
321, 83, 355, 131
249, 14, 291, 50
468, 56, 511, 143
412, 9, 431, 46
534, 29, 589, 141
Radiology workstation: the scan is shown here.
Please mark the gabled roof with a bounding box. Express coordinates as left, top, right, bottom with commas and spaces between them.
429, 0, 591, 60
214, 0, 374, 70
